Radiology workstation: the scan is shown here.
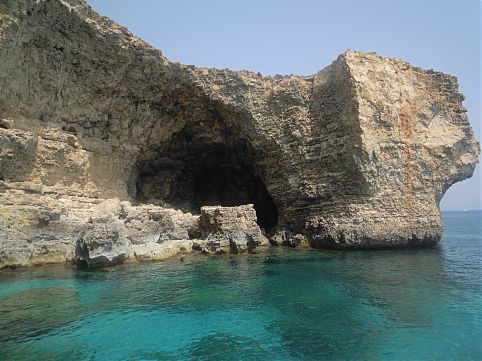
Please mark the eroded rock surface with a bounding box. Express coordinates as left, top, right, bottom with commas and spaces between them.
76, 221, 129, 269
199, 205, 267, 254
73, 198, 201, 268
0, 0, 479, 268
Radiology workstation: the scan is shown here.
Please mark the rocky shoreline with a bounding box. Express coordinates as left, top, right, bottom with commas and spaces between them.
0, 0, 479, 270
0, 193, 272, 270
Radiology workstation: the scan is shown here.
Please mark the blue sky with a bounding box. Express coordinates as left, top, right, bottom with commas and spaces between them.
88, 0, 481, 211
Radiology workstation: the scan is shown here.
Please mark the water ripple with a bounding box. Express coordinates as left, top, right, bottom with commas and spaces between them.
0, 211, 480, 360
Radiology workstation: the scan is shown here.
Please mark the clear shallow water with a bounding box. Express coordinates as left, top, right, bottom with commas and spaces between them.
0, 211, 480, 361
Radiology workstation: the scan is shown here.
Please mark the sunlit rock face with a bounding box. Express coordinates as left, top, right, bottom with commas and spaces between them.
199, 205, 268, 255
0, 0, 479, 268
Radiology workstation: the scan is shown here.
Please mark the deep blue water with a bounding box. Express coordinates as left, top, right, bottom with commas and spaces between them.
0, 211, 481, 360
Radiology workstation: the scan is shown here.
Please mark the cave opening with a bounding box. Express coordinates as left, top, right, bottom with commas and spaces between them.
133, 121, 278, 233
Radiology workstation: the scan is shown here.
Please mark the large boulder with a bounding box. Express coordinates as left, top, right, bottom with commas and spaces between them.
75, 221, 131, 269
199, 205, 267, 254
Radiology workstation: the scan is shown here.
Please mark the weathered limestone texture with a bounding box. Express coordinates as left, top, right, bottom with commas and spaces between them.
0, 0, 479, 268
199, 205, 267, 254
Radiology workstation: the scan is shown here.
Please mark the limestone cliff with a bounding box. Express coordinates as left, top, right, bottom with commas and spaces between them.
0, 0, 479, 268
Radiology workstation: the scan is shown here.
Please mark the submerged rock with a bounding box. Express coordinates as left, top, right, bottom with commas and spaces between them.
0, 0, 479, 268
0, 287, 81, 342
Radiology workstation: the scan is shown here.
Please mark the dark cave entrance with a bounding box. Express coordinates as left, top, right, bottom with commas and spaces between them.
133, 121, 278, 233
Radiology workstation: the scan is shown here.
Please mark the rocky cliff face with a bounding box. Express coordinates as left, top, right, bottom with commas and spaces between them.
0, 0, 479, 269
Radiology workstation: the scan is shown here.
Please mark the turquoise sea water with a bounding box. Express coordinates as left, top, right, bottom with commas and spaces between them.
0, 211, 481, 360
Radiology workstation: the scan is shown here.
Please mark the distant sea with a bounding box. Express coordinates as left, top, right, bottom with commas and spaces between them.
0, 210, 481, 360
